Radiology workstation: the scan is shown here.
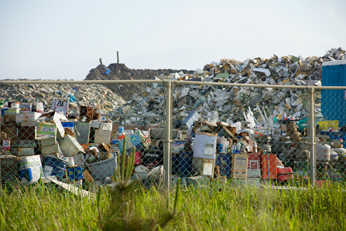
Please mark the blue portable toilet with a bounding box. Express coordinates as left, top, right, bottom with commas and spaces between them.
321, 60, 346, 126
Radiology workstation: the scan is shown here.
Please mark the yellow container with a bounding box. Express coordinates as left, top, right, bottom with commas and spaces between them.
317, 120, 339, 130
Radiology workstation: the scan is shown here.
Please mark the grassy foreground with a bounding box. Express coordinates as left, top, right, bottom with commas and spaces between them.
0, 182, 345, 230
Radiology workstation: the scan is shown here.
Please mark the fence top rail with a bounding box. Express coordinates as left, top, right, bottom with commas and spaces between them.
2, 79, 346, 90
100, 114, 162, 118
173, 81, 310, 89
0, 80, 163, 85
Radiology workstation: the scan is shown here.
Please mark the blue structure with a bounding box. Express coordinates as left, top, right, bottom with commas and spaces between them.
321, 60, 346, 126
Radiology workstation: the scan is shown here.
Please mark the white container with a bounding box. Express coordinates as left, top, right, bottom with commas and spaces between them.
67, 157, 75, 167
87, 157, 117, 180
18, 148, 35, 156
15, 112, 41, 123
41, 142, 60, 155
60, 135, 85, 157
193, 132, 217, 159
217, 137, 228, 154
73, 153, 85, 168
330, 150, 339, 161
172, 140, 185, 154
11, 102, 20, 109
43, 166, 53, 177
100, 122, 112, 131
19, 155, 42, 184
36, 101, 44, 113
333, 148, 346, 155
94, 130, 112, 144
38, 135, 57, 147
316, 144, 331, 162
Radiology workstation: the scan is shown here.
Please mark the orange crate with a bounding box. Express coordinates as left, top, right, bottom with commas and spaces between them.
261, 154, 277, 179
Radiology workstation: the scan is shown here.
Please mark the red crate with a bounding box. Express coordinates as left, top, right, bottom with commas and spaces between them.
277, 167, 294, 182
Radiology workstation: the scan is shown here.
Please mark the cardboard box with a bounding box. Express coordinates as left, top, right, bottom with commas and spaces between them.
3, 115, 16, 123
15, 112, 41, 123
192, 157, 215, 176
18, 126, 37, 140
2, 124, 18, 143
80, 106, 94, 118
261, 154, 277, 179
247, 153, 261, 178
1, 155, 19, 183
193, 132, 217, 160
172, 141, 185, 154
60, 135, 85, 157
91, 120, 101, 128
149, 128, 182, 141
4, 109, 20, 115
20, 102, 32, 112
17, 148, 35, 156
61, 122, 74, 133
37, 135, 56, 147
38, 124, 57, 136
0, 132, 7, 140
41, 142, 60, 155
18, 140, 36, 148
232, 154, 248, 179
100, 121, 112, 131
94, 130, 111, 144
73, 153, 85, 168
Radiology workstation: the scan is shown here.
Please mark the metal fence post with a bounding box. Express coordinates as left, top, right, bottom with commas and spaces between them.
309, 86, 316, 186
164, 80, 172, 191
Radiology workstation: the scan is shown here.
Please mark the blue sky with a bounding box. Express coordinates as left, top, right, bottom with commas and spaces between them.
1, 0, 346, 80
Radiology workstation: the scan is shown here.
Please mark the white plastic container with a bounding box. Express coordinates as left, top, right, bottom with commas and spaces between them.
316, 144, 331, 162
36, 101, 44, 113
87, 157, 117, 180
43, 165, 53, 177
217, 137, 228, 154
19, 155, 42, 184
193, 132, 217, 159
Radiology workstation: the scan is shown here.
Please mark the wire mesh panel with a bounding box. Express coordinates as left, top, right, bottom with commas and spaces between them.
316, 88, 346, 182
0, 81, 165, 189
169, 82, 313, 187
2, 79, 345, 190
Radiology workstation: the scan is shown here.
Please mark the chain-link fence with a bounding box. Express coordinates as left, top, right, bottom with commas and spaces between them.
1, 79, 346, 190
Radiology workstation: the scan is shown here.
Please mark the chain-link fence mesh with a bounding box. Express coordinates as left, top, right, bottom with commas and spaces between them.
1, 80, 346, 190
0, 82, 166, 189
169, 82, 314, 187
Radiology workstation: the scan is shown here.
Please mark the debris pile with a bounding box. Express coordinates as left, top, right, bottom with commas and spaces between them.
0, 82, 125, 115
85, 63, 194, 100
116, 48, 346, 128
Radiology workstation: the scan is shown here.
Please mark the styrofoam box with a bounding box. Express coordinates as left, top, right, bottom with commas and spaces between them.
193, 132, 217, 159
41, 143, 60, 155
94, 130, 112, 144
100, 122, 112, 131
87, 157, 117, 180
60, 135, 85, 157
73, 153, 85, 168
16, 112, 42, 123
17, 148, 35, 156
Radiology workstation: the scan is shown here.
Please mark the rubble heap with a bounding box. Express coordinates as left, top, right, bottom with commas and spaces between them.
116, 48, 346, 128
85, 63, 194, 100
0, 82, 125, 115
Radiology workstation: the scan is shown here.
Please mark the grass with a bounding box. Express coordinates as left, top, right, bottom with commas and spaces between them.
0, 181, 345, 230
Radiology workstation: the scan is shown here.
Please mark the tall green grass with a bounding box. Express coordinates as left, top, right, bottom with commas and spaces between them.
1, 182, 345, 230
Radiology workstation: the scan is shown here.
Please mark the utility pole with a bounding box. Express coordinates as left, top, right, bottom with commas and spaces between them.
117, 51, 119, 64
